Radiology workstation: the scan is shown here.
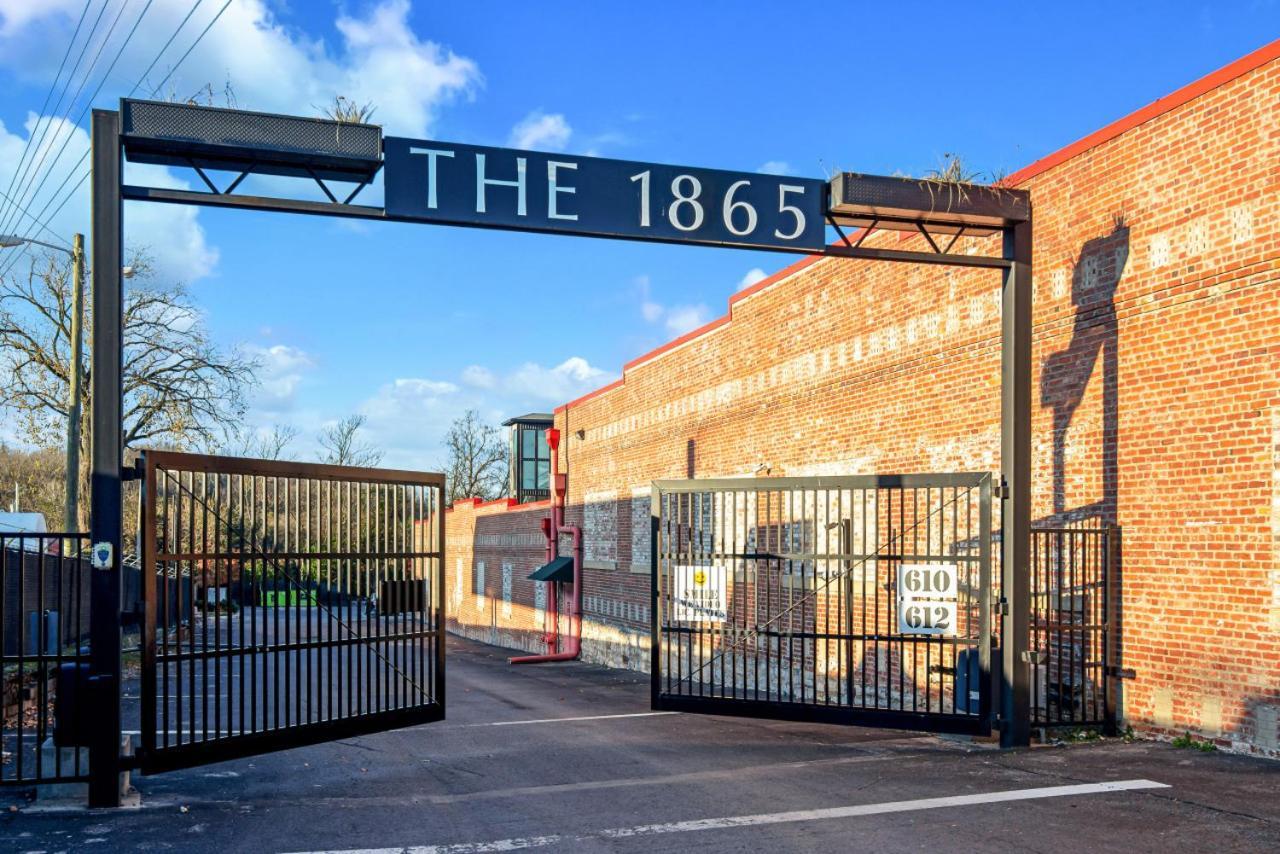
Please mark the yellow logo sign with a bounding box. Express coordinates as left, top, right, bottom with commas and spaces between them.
693, 569, 707, 586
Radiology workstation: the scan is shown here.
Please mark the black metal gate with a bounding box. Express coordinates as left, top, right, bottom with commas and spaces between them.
651, 473, 994, 735
138, 451, 445, 773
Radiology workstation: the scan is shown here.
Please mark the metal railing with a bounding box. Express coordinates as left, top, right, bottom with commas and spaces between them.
1029, 526, 1116, 729
1, 532, 92, 786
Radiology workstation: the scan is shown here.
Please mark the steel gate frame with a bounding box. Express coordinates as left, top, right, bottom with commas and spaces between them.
137, 451, 445, 774
651, 473, 995, 735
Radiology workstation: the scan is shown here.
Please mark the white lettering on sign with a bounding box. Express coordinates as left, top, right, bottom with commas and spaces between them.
475, 153, 527, 216
407, 146, 454, 209
897, 563, 959, 636
547, 161, 577, 220
671, 564, 727, 623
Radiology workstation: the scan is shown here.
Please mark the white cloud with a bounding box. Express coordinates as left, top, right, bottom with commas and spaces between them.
461, 364, 497, 389
509, 356, 606, 402
664, 305, 711, 335
633, 273, 710, 336
757, 161, 792, 175
243, 343, 315, 412
737, 267, 768, 291
348, 357, 610, 469
509, 110, 572, 151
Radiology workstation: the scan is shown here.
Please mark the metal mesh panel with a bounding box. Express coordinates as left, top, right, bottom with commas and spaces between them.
123, 100, 380, 160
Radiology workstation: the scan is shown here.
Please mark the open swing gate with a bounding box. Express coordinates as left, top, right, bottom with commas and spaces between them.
652, 474, 996, 734
137, 451, 445, 773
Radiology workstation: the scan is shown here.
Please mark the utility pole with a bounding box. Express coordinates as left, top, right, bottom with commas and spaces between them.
65, 232, 85, 532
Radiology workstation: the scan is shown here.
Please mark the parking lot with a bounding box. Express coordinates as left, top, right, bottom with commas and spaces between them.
1, 634, 1276, 853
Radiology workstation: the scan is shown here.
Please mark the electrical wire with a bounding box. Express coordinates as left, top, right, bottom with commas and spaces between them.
0, 0, 225, 281
0, 0, 109, 239
0, 0, 141, 241
0, 0, 93, 236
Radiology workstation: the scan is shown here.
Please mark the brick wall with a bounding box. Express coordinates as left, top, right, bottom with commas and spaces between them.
445, 42, 1280, 756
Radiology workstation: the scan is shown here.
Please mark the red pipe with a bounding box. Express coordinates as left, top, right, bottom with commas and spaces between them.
511, 427, 582, 664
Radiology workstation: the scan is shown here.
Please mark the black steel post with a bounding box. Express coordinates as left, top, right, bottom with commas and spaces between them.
1000, 218, 1033, 748
88, 108, 124, 807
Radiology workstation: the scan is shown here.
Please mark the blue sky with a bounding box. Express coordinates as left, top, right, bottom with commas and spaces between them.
0, 0, 1276, 468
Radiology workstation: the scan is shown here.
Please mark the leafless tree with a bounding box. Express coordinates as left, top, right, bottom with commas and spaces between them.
0, 251, 256, 528
443, 409, 508, 503
318, 414, 383, 467
223, 423, 299, 460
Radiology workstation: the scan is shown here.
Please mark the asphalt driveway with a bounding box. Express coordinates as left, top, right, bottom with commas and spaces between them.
1, 633, 1276, 852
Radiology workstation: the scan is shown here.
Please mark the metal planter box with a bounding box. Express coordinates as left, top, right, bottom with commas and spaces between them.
121, 99, 382, 182
828, 172, 1029, 235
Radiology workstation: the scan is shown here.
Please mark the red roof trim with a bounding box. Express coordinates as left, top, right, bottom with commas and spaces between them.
554, 38, 1280, 415
446, 497, 553, 514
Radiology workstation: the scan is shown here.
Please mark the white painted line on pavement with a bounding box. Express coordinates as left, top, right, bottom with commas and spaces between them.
453, 711, 678, 727
280, 778, 1170, 854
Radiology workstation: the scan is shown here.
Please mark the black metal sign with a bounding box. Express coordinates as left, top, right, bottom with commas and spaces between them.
383, 137, 827, 251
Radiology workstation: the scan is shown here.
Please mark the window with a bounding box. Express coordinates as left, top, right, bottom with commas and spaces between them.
511, 423, 551, 502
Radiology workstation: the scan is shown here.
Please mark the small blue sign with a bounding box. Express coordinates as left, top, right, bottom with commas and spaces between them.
383, 137, 827, 252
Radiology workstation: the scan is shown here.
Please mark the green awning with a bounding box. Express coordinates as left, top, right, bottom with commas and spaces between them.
528, 556, 574, 583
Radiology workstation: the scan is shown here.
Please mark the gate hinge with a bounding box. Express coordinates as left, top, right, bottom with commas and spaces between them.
996, 481, 1010, 500
122, 459, 145, 482
998, 597, 1009, 616
1106, 666, 1137, 679
1021, 650, 1046, 664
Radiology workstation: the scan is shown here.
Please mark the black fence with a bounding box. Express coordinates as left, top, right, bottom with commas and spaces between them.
1030, 527, 1116, 730
139, 451, 446, 773
1, 534, 92, 786
652, 474, 994, 735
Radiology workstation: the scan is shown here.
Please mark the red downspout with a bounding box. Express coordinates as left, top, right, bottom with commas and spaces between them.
511, 427, 582, 663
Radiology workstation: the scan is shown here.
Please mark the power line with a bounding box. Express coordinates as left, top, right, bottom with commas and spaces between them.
0, 0, 93, 236
0, 187, 72, 248
0, 0, 225, 281
0, 0, 110, 239
0, 0, 167, 281
0, 0, 137, 241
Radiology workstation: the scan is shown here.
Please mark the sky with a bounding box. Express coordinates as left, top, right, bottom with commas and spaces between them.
0, 0, 1276, 469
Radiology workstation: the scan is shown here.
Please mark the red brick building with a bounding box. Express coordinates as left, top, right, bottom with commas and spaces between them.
448, 40, 1280, 756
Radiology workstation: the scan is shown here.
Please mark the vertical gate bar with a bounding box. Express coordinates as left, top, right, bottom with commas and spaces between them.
270, 475, 278, 731
435, 481, 446, 713
0, 541, 6, 783
142, 456, 157, 760
1069, 529, 1078, 726
1104, 526, 1117, 733
303, 477, 311, 725
17, 535, 26, 782
200, 471, 209, 743
924, 486, 932, 714
214, 471, 223, 742
250, 475, 258, 735
236, 473, 245, 736
325, 479, 332, 721
1054, 530, 1063, 725
978, 476, 994, 730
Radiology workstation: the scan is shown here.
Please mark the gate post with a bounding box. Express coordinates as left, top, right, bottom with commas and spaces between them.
88, 108, 124, 807
1000, 218, 1032, 748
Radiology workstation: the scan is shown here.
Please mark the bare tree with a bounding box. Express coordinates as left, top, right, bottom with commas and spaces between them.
443, 409, 508, 503
0, 251, 256, 528
318, 414, 383, 467
223, 423, 298, 460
